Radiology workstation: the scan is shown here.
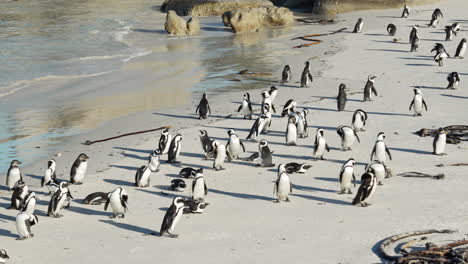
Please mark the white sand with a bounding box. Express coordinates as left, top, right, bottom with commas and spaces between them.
2, 0, 468, 263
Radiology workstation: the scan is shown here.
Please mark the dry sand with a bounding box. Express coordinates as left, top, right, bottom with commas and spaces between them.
2, 0, 468, 263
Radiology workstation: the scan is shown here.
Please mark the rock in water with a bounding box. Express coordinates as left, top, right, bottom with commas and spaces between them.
161, 0, 273, 16
227, 7, 294, 33
165, 10, 200, 36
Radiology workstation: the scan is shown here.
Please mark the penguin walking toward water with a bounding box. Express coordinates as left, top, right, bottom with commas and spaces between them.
337, 125, 360, 151
339, 158, 356, 194
15, 212, 38, 240
171, 179, 187, 192
9, 181, 28, 210
401, 5, 410, 18
313, 128, 330, 160
274, 164, 292, 202
199, 130, 214, 159
353, 18, 363, 33
47, 182, 73, 218
447, 72, 460, 89
104, 187, 128, 218
20, 191, 36, 214
158, 128, 172, 155
300, 61, 313, 88
284, 163, 311, 174
238, 93, 253, 119
433, 128, 447, 155
42, 159, 57, 190
6, 160, 22, 191
366, 161, 387, 186
246, 114, 269, 141
387, 24, 397, 36
148, 150, 161, 172
285, 115, 297, 146
296, 109, 309, 138
352, 170, 377, 207
192, 169, 208, 201
135, 165, 151, 187
352, 109, 368, 132
70, 153, 89, 185
370, 132, 392, 164
281, 65, 291, 83
337, 83, 348, 111
226, 129, 245, 161
0, 249, 9, 262
445, 26, 456, 41
257, 140, 275, 167
455, 38, 467, 58
160, 197, 186, 238
167, 134, 182, 163
82, 192, 109, 205
281, 99, 297, 117
409, 88, 428, 116
363, 75, 377, 101
195, 93, 211, 119
212, 140, 227, 171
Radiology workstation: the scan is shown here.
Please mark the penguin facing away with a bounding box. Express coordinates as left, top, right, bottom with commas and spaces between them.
447, 72, 460, 89
281, 99, 297, 117
337, 125, 360, 151
387, 24, 397, 36
366, 161, 387, 186
212, 140, 227, 171
195, 93, 211, 119
281, 65, 291, 83
160, 197, 186, 238
455, 38, 466, 58
70, 153, 89, 185
6, 160, 22, 191
42, 159, 57, 189
20, 191, 37, 214
352, 170, 377, 207
409, 88, 428, 116
337, 83, 348, 111
285, 115, 297, 146
9, 181, 28, 210
0, 249, 9, 262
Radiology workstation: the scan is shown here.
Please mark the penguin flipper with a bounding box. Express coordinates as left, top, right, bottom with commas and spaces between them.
104, 197, 110, 211
325, 144, 330, 152
208, 104, 211, 115
422, 99, 428, 111
237, 105, 242, 112
204, 183, 208, 195
409, 100, 414, 111
371, 85, 378, 96
386, 146, 393, 160
370, 145, 376, 161
353, 173, 356, 187
195, 105, 200, 114
354, 132, 361, 143
240, 140, 246, 152
248, 102, 253, 113
41, 177, 45, 187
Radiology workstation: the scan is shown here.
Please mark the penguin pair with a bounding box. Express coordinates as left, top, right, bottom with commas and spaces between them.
274, 164, 292, 203
409, 88, 428, 116
104, 187, 128, 218
261, 90, 276, 114
293, 109, 309, 138
313, 128, 330, 160
363, 75, 378, 101
195, 93, 211, 119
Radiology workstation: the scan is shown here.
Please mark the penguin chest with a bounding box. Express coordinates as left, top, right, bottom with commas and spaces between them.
459, 45, 466, 56
353, 115, 364, 129
193, 180, 205, 200
169, 208, 184, 233
343, 131, 355, 147
228, 138, 241, 155
435, 134, 446, 153
7, 168, 21, 187
215, 145, 226, 163
286, 124, 297, 143
340, 168, 353, 189
74, 162, 88, 181
241, 101, 250, 114
375, 142, 386, 162
363, 179, 377, 202
296, 118, 305, 134
372, 165, 386, 183
138, 169, 151, 186
148, 158, 160, 172
413, 95, 423, 113
16, 213, 30, 237
24, 198, 36, 214
315, 137, 326, 155
277, 176, 291, 199
54, 193, 68, 213
162, 137, 172, 154
44, 169, 53, 184
175, 142, 182, 157
110, 194, 125, 213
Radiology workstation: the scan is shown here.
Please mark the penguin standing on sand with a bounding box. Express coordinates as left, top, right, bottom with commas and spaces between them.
281, 65, 291, 83
135, 165, 151, 187
281, 99, 297, 117
47, 182, 73, 218
158, 128, 172, 155
352, 170, 377, 207
167, 134, 182, 163
353, 18, 363, 33
296, 109, 309, 138
195, 93, 211, 119
42, 159, 56, 187
82, 192, 109, 205
246, 114, 269, 141
429, 8, 443, 27
300, 61, 313, 88
238, 93, 253, 119
387, 24, 397, 36
433, 128, 447, 155
20, 191, 36, 214
274, 164, 292, 203
104, 187, 128, 218
370, 132, 392, 164
171, 179, 186, 192
409, 88, 428, 116
452, 22, 462, 33
352, 109, 368, 132
363, 75, 377, 101
339, 158, 356, 194
6, 160, 22, 191
148, 150, 160, 172
258, 140, 275, 167
285, 115, 297, 146
70, 153, 89, 185
434, 49, 449, 66
199, 130, 214, 159
0, 249, 9, 262
15, 212, 38, 240
226, 129, 245, 161
445, 26, 455, 41
212, 140, 226, 171
337, 83, 348, 111
9, 181, 28, 210
366, 161, 387, 186
455, 38, 466, 58
410, 30, 420, 52
401, 4, 410, 18
447, 72, 460, 89
313, 128, 330, 160
160, 197, 186, 238
261, 90, 276, 113
192, 169, 208, 201
268, 86, 278, 105
337, 125, 360, 151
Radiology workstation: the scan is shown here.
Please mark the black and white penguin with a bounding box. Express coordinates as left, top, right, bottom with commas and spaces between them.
353, 18, 363, 33
47, 182, 73, 218
183, 199, 209, 214
285, 115, 297, 146
42, 159, 57, 191
409, 88, 428, 116
409, 26, 418, 43
365, 161, 387, 186
431, 43, 448, 54
447, 72, 460, 89
401, 4, 410, 18
261, 90, 276, 114
9, 181, 28, 210
70, 153, 89, 185
246, 114, 269, 141
192, 169, 208, 201
428, 8, 443, 28
199, 130, 214, 159
179, 167, 198, 178
82, 192, 109, 205
281, 99, 297, 117
148, 150, 161, 172
410, 30, 420, 52
434, 49, 449, 66
274, 164, 292, 202
135, 165, 151, 187
104, 187, 128, 218
337, 125, 360, 151
158, 128, 172, 155
167, 134, 182, 163
20, 191, 36, 214
337, 83, 348, 111
6, 160, 22, 191
226, 129, 245, 161
257, 140, 275, 167
352, 170, 377, 207
352, 109, 368, 132
433, 128, 447, 155
387, 24, 397, 36
339, 158, 356, 194
284, 163, 311, 174
455, 38, 467, 58
370, 132, 392, 164
313, 128, 330, 160
261, 104, 273, 135
363, 75, 377, 101
0, 249, 9, 263
212, 140, 226, 171
171, 179, 186, 192
268, 86, 278, 105
300, 61, 313, 88
445, 26, 455, 41
237, 93, 253, 119
297, 109, 309, 138
160, 197, 186, 238
432, 8, 443, 19
195, 93, 211, 119
15, 212, 38, 240
281, 65, 291, 83
452, 22, 462, 32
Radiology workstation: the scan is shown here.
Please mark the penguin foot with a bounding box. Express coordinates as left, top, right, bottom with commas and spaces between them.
285, 198, 291, 202
347, 190, 353, 195
54, 214, 64, 218
338, 191, 345, 195
273, 199, 280, 203
16, 237, 26, 241
378, 182, 383, 186
109, 214, 117, 219
168, 234, 179, 238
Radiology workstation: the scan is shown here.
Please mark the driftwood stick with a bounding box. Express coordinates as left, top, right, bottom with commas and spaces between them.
291, 28, 347, 48
447, 163, 468, 167
83, 126, 171, 145
397, 256, 451, 263
397, 172, 445, 180
439, 240, 468, 249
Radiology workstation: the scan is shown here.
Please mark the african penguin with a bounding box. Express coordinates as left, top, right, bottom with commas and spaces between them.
268, 86, 278, 105
337, 83, 348, 111
352, 109, 368, 132
199, 130, 214, 159
300, 61, 313, 88
171, 179, 186, 192
452, 22, 462, 32
9, 181, 28, 210
15, 212, 38, 240
363, 75, 377, 101
70, 153, 89, 185
135, 165, 151, 187
410, 30, 419, 52
0, 249, 9, 263
401, 4, 410, 18
160, 197, 186, 238
20, 191, 36, 214
261, 90, 275, 114
42, 159, 57, 190
447, 72, 460, 89
148, 150, 161, 172
370, 132, 392, 164
195, 93, 211, 119
104, 187, 128, 218
445, 26, 455, 41
6, 160, 22, 191
434, 49, 449, 66
313, 128, 330, 160
257, 140, 275, 167
179, 167, 198, 178
366, 161, 387, 186
192, 169, 208, 201
433, 128, 447, 155
285, 115, 297, 146
431, 43, 448, 54
212, 140, 226, 171
238, 93, 253, 119
296, 109, 309, 138
274, 164, 293, 202
339, 158, 356, 194
281, 65, 291, 83
409, 26, 418, 44
455, 38, 467, 58
281, 99, 297, 117
82, 192, 109, 205
429, 8, 443, 28
352, 170, 377, 207
158, 128, 172, 155
261, 104, 272, 134
409, 88, 428, 116
353, 18, 363, 33
246, 114, 269, 141
387, 24, 397, 36
167, 134, 182, 163
47, 181, 73, 218
183, 199, 209, 214
284, 163, 311, 174
337, 125, 360, 151
226, 129, 245, 161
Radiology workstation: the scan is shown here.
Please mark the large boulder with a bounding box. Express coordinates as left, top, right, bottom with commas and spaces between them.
226, 6, 294, 33
165, 10, 200, 36
161, 0, 274, 16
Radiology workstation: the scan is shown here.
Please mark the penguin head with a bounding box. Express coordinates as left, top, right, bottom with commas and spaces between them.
173, 197, 185, 207
346, 158, 356, 166
175, 134, 182, 142
212, 140, 219, 149
305, 61, 310, 66
196, 168, 204, 175
202, 93, 207, 99
284, 65, 290, 70
261, 90, 269, 98
47, 159, 56, 169
368, 75, 377, 82
59, 181, 70, 190
259, 114, 268, 120
339, 83, 346, 91
0, 249, 9, 259
227, 129, 236, 136
437, 127, 447, 134
10, 160, 21, 167
288, 115, 296, 124
377, 132, 386, 140
162, 128, 169, 135
302, 108, 309, 116
13, 180, 26, 189
259, 140, 268, 148
199, 130, 207, 137
78, 153, 89, 161
243, 93, 250, 101
318, 128, 325, 137
151, 149, 161, 157
462, 38, 467, 43
269, 86, 277, 93
277, 164, 286, 174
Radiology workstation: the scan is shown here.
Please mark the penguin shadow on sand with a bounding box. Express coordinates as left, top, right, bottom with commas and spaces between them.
315, 177, 362, 185
364, 33, 388, 36
399, 57, 433, 61
388, 147, 433, 155
309, 125, 337, 131
180, 152, 205, 159
291, 193, 350, 206
117, 152, 147, 161
365, 48, 409, 53
103, 179, 135, 187
292, 183, 336, 194
413, 85, 445, 90
441, 94, 468, 99
114, 147, 153, 154
372, 40, 407, 45
0, 212, 16, 222
309, 96, 362, 103
209, 188, 275, 202
66, 202, 109, 216
137, 188, 181, 200
99, 220, 158, 236
0, 228, 16, 238
109, 165, 139, 171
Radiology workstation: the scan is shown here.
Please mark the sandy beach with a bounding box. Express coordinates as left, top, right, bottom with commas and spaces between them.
2, 0, 468, 263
